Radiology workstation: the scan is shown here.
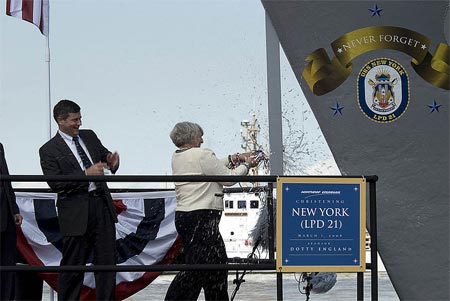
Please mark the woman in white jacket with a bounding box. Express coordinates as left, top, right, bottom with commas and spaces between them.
165, 121, 257, 301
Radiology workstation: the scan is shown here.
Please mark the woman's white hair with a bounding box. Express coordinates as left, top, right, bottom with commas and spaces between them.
170, 121, 203, 147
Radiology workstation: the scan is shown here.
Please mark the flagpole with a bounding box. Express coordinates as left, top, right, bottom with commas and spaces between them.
44, 29, 57, 301
45, 29, 51, 140
45, 10, 56, 300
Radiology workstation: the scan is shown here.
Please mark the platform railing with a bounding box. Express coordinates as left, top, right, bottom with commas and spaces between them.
0, 174, 379, 300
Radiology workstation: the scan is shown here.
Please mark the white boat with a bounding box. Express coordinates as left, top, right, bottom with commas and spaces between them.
220, 189, 268, 259
219, 114, 271, 260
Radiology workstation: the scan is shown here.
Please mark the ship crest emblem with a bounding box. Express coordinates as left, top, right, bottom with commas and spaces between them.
357, 58, 409, 123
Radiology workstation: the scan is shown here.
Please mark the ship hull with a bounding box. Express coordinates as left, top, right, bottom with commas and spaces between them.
263, 1, 449, 299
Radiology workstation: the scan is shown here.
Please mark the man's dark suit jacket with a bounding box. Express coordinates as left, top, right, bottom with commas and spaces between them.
0, 142, 19, 232
39, 129, 118, 236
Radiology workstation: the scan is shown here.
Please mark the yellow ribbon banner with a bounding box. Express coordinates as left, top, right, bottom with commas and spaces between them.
303, 26, 449, 95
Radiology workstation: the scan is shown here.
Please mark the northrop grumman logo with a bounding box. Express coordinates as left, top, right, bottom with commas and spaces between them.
357, 58, 409, 123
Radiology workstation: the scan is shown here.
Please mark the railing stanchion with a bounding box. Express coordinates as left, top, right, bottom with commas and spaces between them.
357, 272, 364, 300
369, 178, 379, 300
267, 182, 275, 261
267, 181, 282, 300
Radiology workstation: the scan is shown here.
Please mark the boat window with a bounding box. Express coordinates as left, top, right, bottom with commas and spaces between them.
238, 200, 246, 209
225, 200, 229, 208
229, 201, 234, 209
250, 200, 259, 209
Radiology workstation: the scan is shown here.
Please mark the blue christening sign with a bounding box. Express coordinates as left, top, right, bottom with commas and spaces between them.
276, 177, 366, 272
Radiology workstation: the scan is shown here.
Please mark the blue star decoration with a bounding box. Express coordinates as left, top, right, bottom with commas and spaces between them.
427, 100, 442, 113
369, 4, 383, 17
330, 102, 344, 116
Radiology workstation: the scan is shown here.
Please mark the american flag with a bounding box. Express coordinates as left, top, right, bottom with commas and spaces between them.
6, 0, 49, 37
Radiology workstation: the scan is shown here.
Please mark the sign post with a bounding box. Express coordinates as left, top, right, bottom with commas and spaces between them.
276, 177, 366, 272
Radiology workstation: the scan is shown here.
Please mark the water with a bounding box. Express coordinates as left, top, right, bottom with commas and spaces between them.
43, 271, 399, 300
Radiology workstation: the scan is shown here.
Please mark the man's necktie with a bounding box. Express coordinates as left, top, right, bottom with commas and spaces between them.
73, 136, 93, 169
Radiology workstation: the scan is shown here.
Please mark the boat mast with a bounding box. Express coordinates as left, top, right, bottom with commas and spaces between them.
240, 113, 261, 177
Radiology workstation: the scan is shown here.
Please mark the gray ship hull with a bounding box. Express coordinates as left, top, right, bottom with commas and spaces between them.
263, 1, 450, 300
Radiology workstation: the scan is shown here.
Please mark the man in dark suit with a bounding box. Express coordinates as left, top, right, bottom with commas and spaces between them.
0, 142, 23, 300
39, 99, 120, 300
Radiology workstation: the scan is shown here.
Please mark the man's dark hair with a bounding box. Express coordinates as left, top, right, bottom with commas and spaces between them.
53, 99, 80, 122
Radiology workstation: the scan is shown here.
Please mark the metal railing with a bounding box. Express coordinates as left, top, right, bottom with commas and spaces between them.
0, 174, 379, 300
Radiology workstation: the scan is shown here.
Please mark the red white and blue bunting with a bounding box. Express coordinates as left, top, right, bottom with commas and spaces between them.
15, 191, 181, 300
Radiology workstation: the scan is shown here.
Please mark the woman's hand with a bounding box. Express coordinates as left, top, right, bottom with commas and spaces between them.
245, 153, 259, 168
236, 152, 253, 162
229, 150, 266, 169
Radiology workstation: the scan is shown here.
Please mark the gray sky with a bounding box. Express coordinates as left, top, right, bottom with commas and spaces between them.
0, 0, 338, 187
